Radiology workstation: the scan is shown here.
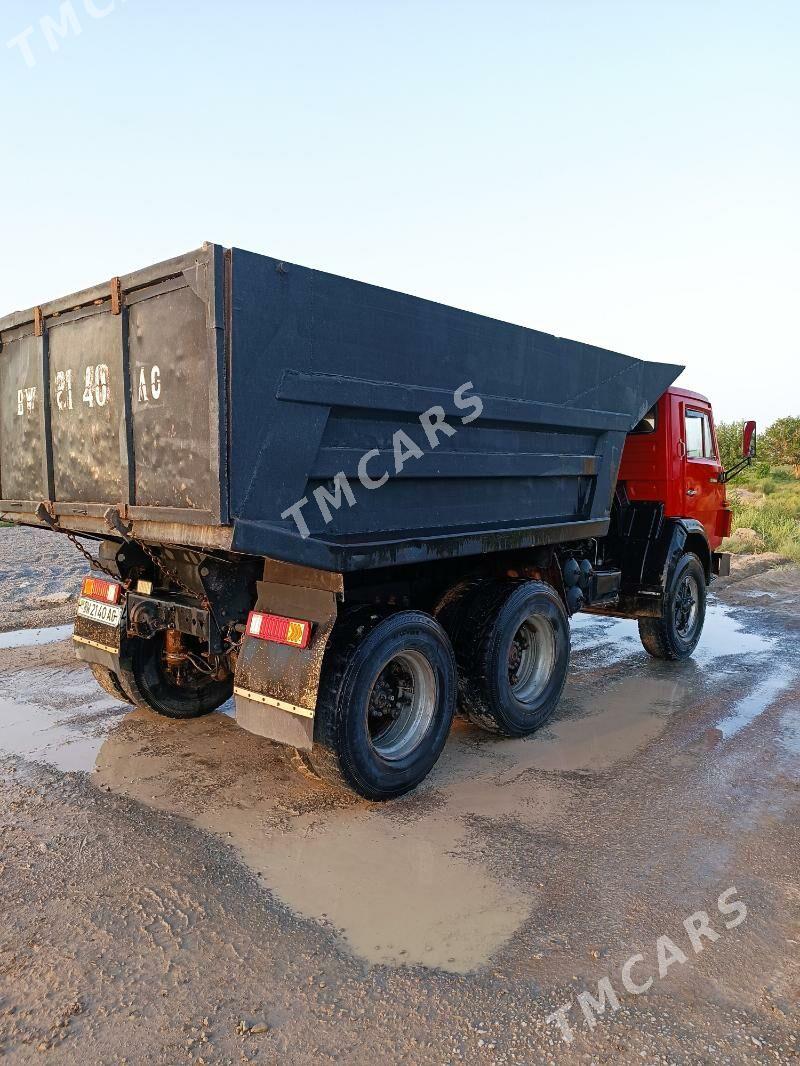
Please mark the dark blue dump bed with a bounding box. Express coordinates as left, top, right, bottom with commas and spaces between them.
0, 244, 681, 571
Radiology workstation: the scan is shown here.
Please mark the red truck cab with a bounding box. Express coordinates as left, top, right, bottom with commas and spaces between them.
619, 386, 733, 551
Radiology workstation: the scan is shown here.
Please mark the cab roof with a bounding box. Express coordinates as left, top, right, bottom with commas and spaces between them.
665, 385, 711, 405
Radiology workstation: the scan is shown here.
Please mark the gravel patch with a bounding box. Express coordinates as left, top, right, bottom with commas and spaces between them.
0, 525, 99, 633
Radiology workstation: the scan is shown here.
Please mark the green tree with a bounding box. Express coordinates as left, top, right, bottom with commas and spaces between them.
762, 416, 800, 475
715, 420, 746, 470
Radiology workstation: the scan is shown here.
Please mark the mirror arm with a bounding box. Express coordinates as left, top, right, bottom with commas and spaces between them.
718, 455, 753, 484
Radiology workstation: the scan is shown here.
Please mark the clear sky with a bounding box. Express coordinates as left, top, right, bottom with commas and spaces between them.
2, 0, 797, 426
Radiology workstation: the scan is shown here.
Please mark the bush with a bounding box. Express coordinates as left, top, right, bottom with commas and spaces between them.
724, 498, 800, 563
761, 480, 776, 495
769, 466, 794, 482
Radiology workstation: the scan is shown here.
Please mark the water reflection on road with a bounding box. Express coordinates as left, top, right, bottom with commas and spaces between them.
0, 599, 796, 973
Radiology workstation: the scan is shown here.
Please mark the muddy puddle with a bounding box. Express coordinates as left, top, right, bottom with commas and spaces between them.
0, 695, 107, 773
570, 599, 774, 666
0, 635, 130, 771
0, 599, 795, 973
0, 624, 73, 650
495, 675, 689, 776
207, 795, 535, 972
85, 711, 558, 972
716, 669, 796, 740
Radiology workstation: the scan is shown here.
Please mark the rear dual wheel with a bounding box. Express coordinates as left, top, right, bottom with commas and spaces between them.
437, 579, 571, 736
307, 608, 457, 800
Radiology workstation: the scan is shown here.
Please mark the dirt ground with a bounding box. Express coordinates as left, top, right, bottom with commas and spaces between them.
0, 530, 798, 1064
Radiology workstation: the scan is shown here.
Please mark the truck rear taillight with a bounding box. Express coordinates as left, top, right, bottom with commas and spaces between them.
247, 611, 312, 649
81, 576, 121, 604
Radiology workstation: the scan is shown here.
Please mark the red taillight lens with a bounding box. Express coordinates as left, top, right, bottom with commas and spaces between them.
81, 576, 121, 605
246, 611, 312, 649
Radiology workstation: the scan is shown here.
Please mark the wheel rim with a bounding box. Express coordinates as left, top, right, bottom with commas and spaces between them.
674, 573, 701, 639
367, 650, 437, 761
508, 615, 557, 703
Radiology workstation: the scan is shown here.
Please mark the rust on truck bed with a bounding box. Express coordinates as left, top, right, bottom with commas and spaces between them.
0, 510, 234, 553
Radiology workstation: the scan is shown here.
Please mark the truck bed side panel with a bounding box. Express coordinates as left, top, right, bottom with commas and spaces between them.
128, 283, 217, 512
227, 249, 681, 570
48, 310, 126, 503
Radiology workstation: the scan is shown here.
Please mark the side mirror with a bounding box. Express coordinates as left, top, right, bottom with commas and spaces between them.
742, 420, 757, 458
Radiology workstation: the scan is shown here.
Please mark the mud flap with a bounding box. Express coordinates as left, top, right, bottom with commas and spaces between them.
73, 606, 125, 671
233, 568, 340, 751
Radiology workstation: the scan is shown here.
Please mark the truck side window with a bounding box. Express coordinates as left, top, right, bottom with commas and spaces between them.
685, 409, 715, 459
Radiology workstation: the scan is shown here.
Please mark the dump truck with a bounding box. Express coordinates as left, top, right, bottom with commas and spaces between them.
0, 244, 755, 798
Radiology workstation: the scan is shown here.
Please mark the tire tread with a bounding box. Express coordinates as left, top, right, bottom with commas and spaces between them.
306, 607, 395, 791
89, 664, 131, 703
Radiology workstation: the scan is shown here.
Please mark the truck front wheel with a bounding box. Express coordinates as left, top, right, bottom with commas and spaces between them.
307, 608, 457, 800
450, 580, 571, 736
118, 632, 233, 719
638, 552, 707, 660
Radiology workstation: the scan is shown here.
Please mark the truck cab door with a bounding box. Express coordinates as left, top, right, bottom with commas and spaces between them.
680, 400, 726, 547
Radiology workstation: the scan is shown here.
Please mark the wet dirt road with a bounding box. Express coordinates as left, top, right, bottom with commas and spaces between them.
1, 559, 798, 1064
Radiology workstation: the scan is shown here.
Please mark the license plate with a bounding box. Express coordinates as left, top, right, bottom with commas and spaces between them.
76, 597, 123, 628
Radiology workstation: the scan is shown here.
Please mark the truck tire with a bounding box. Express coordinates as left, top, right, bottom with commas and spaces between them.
118, 633, 233, 720
89, 664, 131, 704
638, 552, 707, 661
451, 580, 571, 736
306, 607, 457, 800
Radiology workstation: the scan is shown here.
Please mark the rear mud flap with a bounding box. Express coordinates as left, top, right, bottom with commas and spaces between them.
73, 610, 122, 657
73, 637, 122, 675
234, 580, 339, 751
72, 604, 126, 676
